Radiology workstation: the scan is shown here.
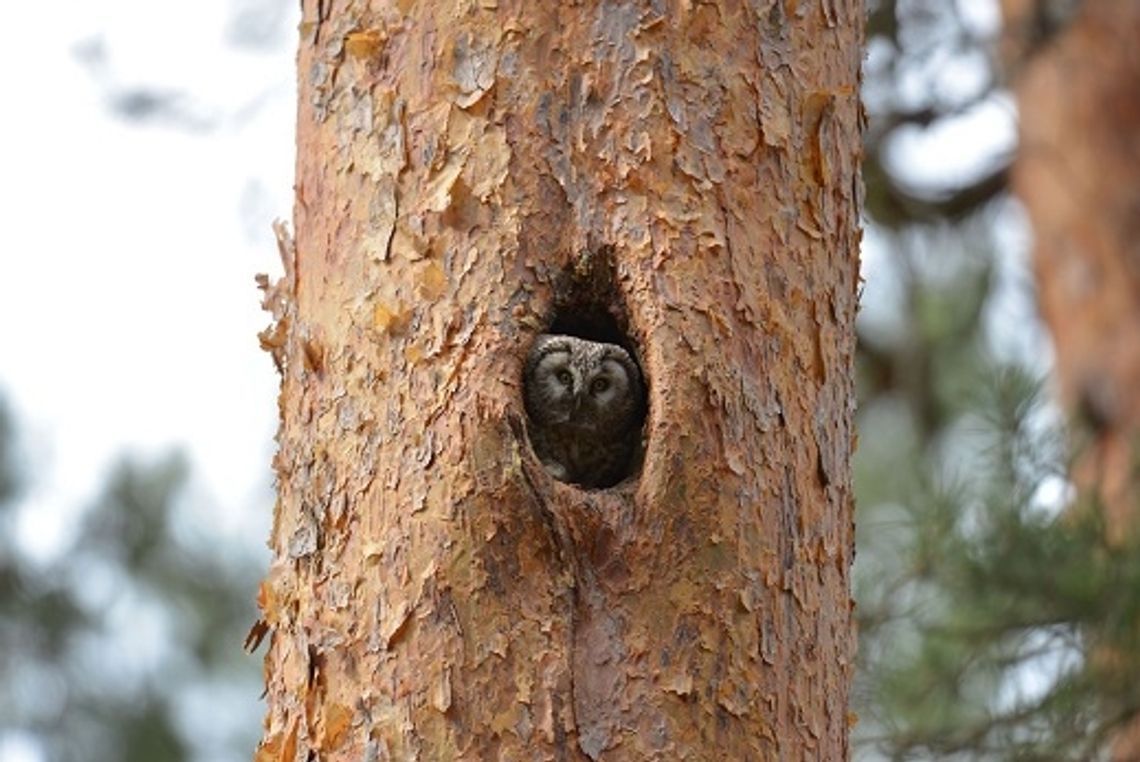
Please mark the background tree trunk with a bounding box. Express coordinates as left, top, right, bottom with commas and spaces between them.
1004, 1, 1140, 758
256, 1, 862, 759
1004, 0, 1140, 541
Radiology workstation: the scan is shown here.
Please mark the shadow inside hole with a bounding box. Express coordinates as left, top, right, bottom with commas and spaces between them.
547, 306, 633, 355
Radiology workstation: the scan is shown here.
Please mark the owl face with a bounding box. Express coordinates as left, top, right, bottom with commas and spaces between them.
525, 335, 641, 433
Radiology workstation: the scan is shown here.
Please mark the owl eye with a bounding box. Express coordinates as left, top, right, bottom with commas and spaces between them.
556, 370, 573, 387
590, 377, 609, 394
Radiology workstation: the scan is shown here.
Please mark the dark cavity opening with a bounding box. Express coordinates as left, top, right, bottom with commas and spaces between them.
523, 248, 648, 490
548, 246, 642, 356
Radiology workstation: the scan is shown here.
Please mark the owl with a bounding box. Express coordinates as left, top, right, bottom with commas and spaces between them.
524, 334, 645, 489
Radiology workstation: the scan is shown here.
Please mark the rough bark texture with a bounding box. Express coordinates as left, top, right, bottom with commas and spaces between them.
255, 1, 862, 760
1004, 1, 1140, 541
1004, 2, 1140, 758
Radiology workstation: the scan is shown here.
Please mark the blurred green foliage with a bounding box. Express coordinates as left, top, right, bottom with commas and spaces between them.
0, 397, 264, 762
856, 351, 1140, 758
854, 1, 1140, 758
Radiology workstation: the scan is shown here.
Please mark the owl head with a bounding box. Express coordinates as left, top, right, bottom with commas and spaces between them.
524, 334, 643, 433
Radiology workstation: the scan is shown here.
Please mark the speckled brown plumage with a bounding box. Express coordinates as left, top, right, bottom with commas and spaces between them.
523, 334, 644, 489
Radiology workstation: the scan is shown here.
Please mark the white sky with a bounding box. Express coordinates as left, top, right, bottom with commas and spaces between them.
0, 0, 298, 560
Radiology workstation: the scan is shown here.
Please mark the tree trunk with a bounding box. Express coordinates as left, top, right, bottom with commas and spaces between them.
1004, 1, 1140, 757
1005, 0, 1140, 542
255, 2, 862, 759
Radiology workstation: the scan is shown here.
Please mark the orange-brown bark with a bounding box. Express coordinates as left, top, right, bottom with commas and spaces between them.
1005, 1, 1140, 541
256, 1, 862, 759
1004, 2, 1140, 758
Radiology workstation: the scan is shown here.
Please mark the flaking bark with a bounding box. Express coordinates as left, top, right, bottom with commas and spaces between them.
256, 1, 862, 759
